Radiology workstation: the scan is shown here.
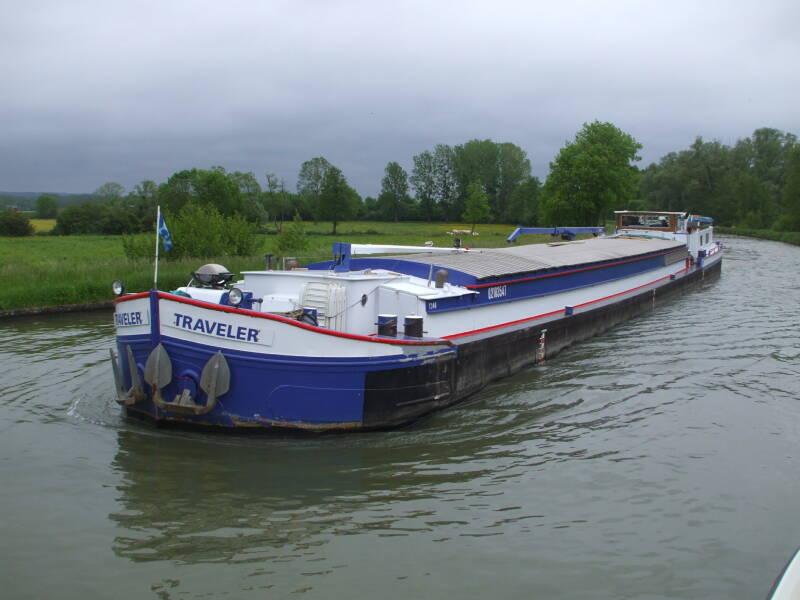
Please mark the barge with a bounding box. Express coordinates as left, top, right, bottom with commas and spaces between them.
110, 211, 723, 431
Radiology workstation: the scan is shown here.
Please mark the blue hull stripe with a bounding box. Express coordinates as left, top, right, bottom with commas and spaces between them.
116, 331, 455, 427
427, 252, 675, 313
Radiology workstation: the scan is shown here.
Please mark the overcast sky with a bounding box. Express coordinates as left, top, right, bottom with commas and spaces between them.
1, 0, 798, 197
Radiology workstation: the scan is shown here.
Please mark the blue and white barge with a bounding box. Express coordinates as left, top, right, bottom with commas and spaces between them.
110, 211, 722, 431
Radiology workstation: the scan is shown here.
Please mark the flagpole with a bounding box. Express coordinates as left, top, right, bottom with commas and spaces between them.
154, 205, 161, 289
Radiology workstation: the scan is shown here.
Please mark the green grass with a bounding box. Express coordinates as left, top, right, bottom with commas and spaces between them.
0, 222, 569, 311
716, 226, 800, 246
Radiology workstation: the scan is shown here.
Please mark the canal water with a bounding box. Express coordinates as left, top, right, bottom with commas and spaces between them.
1, 235, 798, 599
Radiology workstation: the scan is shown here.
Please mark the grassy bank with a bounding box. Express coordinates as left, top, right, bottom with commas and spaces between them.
716, 227, 800, 246
1, 222, 546, 312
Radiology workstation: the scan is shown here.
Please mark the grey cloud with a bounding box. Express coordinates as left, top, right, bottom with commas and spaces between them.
1, 0, 798, 196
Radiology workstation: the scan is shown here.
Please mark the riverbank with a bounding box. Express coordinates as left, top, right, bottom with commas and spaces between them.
715, 226, 800, 246
0, 300, 113, 319
0, 233, 269, 314
0, 222, 523, 315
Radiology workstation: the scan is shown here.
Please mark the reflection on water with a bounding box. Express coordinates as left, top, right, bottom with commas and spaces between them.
110, 430, 370, 564
2, 235, 800, 599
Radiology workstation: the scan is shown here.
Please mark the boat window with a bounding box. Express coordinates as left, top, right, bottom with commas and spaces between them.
620, 215, 643, 227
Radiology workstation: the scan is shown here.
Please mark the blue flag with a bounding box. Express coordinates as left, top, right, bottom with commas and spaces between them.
158, 213, 173, 252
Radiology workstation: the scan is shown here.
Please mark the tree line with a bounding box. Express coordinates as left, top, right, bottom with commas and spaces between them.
3, 123, 798, 238
640, 128, 799, 230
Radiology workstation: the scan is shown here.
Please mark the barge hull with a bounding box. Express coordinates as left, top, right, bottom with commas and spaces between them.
118, 259, 720, 432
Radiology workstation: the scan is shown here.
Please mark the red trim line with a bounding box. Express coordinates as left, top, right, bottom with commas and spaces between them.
116, 291, 451, 347
114, 291, 150, 303
466, 249, 678, 289
573, 266, 687, 309
443, 267, 688, 340
442, 308, 564, 340
115, 264, 689, 346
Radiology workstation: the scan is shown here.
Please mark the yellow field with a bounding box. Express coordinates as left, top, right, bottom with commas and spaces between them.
29, 219, 56, 233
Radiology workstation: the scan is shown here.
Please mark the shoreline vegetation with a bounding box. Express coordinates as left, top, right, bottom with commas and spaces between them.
715, 227, 800, 246
3, 220, 799, 317
0, 222, 533, 316
3, 222, 799, 317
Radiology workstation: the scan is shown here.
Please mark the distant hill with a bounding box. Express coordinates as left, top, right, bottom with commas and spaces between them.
0, 191, 97, 211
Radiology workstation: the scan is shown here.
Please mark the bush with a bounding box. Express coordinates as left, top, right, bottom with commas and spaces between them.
122, 202, 262, 260
223, 212, 262, 256
121, 234, 154, 260
54, 203, 95, 235
0, 210, 34, 236
54, 202, 140, 235
275, 213, 308, 253
36, 193, 59, 219
774, 214, 800, 232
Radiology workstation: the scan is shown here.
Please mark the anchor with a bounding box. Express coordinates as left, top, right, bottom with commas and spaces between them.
110, 345, 146, 406
143, 343, 230, 415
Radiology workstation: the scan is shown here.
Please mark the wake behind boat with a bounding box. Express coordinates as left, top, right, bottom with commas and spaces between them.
110, 211, 722, 431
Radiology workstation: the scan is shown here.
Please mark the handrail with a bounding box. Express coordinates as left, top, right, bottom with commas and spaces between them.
506, 227, 605, 243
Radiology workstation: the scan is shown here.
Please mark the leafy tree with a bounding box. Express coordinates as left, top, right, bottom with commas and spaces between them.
297, 157, 332, 219
262, 190, 296, 232
36, 193, 59, 218
126, 180, 159, 232
411, 145, 457, 220
507, 177, 542, 225
0, 209, 34, 236
639, 153, 688, 213
230, 170, 261, 199
378, 162, 412, 222
275, 212, 309, 253
432, 144, 458, 219
690, 138, 737, 223
229, 170, 265, 223
157, 169, 243, 217
357, 196, 380, 220
94, 182, 125, 204
412, 140, 530, 222
192, 168, 243, 216
540, 121, 642, 225
157, 172, 194, 214
724, 170, 773, 228
496, 142, 533, 221
265, 173, 281, 193
639, 138, 733, 222
410, 150, 437, 221
462, 180, 491, 234
639, 128, 799, 227
318, 167, 356, 234
453, 140, 499, 219
732, 128, 797, 215
776, 146, 800, 231
451, 139, 532, 221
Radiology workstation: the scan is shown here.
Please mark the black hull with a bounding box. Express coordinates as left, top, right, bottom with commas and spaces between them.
362, 260, 721, 429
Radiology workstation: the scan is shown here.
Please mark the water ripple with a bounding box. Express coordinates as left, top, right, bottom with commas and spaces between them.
2, 236, 800, 599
